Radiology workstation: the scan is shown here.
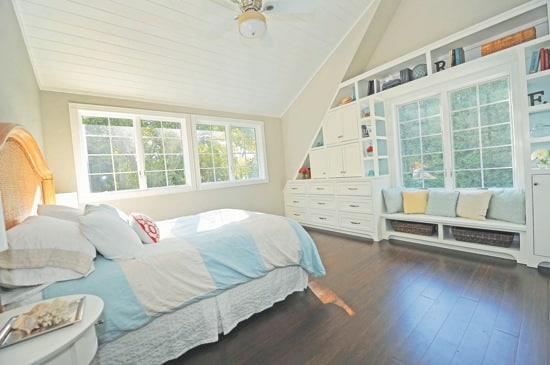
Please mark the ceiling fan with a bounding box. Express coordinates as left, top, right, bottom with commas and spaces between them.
212, 0, 317, 39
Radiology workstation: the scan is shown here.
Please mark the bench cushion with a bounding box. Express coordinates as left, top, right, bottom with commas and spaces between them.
403, 190, 428, 214
487, 188, 525, 224
382, 187, 404, 214
426, 190, 459, 217
456, 190, 492, 220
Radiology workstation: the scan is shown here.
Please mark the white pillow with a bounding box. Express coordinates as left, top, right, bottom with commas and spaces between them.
79, 206, 143, 260
37, 204, 83, 222
129, 213, 160, 244
0, 264, 95, 288
0, 216, 96, 287
456, 190, 493, 220
84, 204, 129, 222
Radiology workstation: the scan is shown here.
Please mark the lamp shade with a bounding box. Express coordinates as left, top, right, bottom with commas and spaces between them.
238, 11, 266, 38
0, 192, 7, 252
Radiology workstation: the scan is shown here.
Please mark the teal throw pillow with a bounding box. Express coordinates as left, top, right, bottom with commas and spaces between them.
425, 190, 459, 217
382, 187, 403, 214
487, 189, 525, 224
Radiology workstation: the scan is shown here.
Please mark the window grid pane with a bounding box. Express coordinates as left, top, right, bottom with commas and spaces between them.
231, 126, 259, 180
397, 97, 444, 188
450, 77, 513, 188
141, 120, 186, 188
82, 116, 138, 193
197, 123, 229, 183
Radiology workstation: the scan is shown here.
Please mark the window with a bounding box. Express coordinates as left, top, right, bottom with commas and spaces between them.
194, 117, 266, 186
396, 76, 514, 189
398, 96, 444, 188
449, 78, 513, 188
70, 104, 268, 200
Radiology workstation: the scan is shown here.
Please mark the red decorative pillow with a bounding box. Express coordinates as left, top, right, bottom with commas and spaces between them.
129, 213, 160, 244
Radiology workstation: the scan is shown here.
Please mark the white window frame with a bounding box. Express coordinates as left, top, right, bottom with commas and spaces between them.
387, 59, 525, 190
70, 103, 196, 202
191, 115, 269, 190
69, 103, 269, 202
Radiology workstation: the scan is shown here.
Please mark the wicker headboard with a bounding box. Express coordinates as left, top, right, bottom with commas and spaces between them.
0, 123, 55, 230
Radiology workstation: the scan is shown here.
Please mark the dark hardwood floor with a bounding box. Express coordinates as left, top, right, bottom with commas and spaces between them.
168, 230, 550, 365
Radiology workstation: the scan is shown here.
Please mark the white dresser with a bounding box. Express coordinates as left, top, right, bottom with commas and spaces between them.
285, 177, 389, 240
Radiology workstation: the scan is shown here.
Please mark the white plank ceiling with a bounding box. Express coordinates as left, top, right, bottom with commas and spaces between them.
12, 0, 376, 117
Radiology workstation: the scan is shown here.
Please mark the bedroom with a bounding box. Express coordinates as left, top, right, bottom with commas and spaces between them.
0, 0, 549, 364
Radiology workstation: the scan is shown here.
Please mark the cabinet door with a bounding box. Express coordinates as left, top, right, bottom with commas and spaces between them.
323, 110, 343, 145
340, 104, 359, 141
533, 174, 550, 257
309, 149, 327, 179
326, 146, 344, 178
341, 143, 362, 177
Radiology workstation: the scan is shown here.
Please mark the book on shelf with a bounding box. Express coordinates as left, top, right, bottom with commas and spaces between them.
448, 47, 465, 67
528, 50, 540, 73
530, 48, 550, 73
481, 26, 536, 56
367, 80, 381, 95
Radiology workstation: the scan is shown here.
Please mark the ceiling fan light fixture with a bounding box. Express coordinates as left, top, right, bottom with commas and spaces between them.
237, 11, 266, 38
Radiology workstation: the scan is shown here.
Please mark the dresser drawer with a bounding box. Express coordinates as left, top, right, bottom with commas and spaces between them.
308, 182, 335, 195
336, 181, 372, 196
338, 197, 373, 213
308, 210, 337, 227
285, 194, 307, 208
285, 207, 308, 223
308, 196, 336, 210
338, 213, 373, 232
285, 182, 307, 194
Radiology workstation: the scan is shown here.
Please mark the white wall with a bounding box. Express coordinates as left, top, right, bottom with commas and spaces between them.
280, 1, 380, 180
0, 0, 42, 147
40, 91, 287, 220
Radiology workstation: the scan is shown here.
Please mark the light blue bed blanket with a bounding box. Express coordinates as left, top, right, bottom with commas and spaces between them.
44, 209, 325, 344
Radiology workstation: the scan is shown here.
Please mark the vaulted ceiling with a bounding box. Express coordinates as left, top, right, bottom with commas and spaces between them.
13, 0, 377, 117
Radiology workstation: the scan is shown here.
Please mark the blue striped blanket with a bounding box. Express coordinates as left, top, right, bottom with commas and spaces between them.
44, 209, 325, 344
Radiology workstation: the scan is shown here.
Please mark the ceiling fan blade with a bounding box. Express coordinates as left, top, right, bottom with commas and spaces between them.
262, 0, 317, 14
210, 0, 240, 11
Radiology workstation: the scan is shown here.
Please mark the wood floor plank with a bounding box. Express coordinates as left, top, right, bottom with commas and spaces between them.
169, 231, 550, 365
515, 269, 549, 365
420, 296, 478, 365
450, 272, 503, 365
483, 329, 518, 365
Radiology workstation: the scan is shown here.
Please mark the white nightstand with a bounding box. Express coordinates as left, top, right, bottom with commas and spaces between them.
0, 294, 104, 365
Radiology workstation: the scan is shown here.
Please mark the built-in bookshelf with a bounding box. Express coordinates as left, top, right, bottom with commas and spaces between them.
326, 0, 550, 106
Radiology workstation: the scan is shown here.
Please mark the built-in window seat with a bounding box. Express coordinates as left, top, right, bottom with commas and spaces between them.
380, 188, 527, 263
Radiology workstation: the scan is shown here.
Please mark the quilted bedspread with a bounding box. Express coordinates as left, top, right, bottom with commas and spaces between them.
44, 209, 325, 344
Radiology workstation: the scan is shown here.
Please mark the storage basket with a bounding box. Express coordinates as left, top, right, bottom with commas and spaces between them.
451, 226, 514, 247
390, 220, 437, 236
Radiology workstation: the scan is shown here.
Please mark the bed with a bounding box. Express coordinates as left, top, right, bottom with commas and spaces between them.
0, 123, 326, 364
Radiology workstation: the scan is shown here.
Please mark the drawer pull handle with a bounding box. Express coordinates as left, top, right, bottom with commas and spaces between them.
319, 217, 327, 220
291, 187, 298, 190
293, 201, 300, 203
351, 221, 361, 225
349, 204, 359, 208
347, 187, 358, 190
293, 214, 301, 217
316, 187, 325, 190
317, 202, 325, 205
338, 135, 343, 138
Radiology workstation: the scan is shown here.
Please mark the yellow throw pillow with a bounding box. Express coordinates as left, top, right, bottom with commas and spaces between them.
402, 190, 429, 214
456, 190, 493, 220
